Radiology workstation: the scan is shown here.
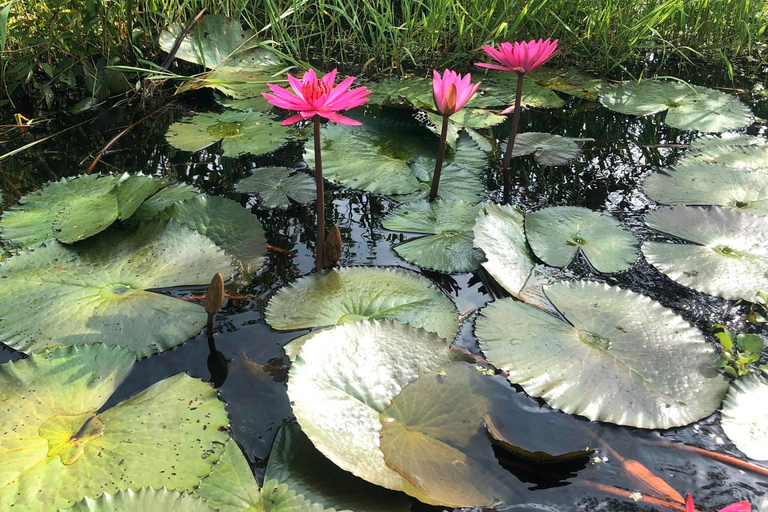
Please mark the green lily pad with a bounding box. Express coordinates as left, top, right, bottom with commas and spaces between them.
236, 167, 316, 209
166, 110, 291, 156
130, 182, 202, 222
265, 266, 459, 339
304, 116, 487, 201
475, 280, 729, 428
643, 163, 768, 216
600, 81, 753, 132
61, 489, 216, 512
217, 93, 274, 112
287, 319, 460, 504
720, 374, 768, 461
380, 362, 592, 508
472, 203, 535, 298
681, 134, 768, 170
0, 221, 236, 357
525, 206, 639, 273
0, 174, 168, 247
642, 206, 768, 302
382, 200, 483, 273
419, 110, 503, 150
527, 66, 607, 100
505, 132, 582, 166
192, 440, 262, 512
0, 344, 230, 512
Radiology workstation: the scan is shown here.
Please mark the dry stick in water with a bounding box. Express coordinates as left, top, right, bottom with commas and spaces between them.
579, 481, 695, 512
313, 116, 326, 270
500, 73, 525, 204
204, 273, 225, 336
161, 8, 207, 70
647, 440, 768, 477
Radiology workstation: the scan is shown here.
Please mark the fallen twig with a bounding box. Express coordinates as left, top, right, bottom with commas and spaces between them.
648, 440, 768, 477
579, 480, 695, 512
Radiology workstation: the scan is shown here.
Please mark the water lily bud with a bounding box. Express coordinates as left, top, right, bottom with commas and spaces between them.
205, 273, 225, 316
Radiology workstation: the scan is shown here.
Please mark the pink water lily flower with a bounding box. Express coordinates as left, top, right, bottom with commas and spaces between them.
686, 493, 751, 512
262, 68, 370, 126
432, 69, 481, 116
477, 38, 559, 74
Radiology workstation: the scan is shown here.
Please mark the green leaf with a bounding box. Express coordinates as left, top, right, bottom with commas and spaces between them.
527, 66, 607, 100
643, 206, 768, 303
236, 167, 316, 209
381, 200, 483, 273
0, 221, 236, 357
0, 344, 230, 512
193, 440, 263, 512
130, 182, 202, 222
737, 333, 765, 354
716, 332, 734, 353
475, 280, 730, 429
681, 134, 768, 170
265, 266, 459, 339
525, 206, 639, 273
505, 132, 582, 166
61, 489, 216, 512
721, 374, 768, 460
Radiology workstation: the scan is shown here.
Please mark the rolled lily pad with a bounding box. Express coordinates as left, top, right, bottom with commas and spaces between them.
304, 116, 487, 201
382, 200, 483, 273
0, 173, 168, 247
236, 167, 316, 209
721, 374, 768, 461
600, 80, 753, 132
287, 319, 459, 504
0, 221, 236, 356
166, 110, 291, 157
527, 66, 607, 100
62, 489, 215, 512
643, 163, 768, 216
0, 344, 230, 512
265, 266, 459, 339
475, 281, 729, 428
472, 203, 535, 298
504, 132, 582, 166
525, 206, 639, 273
681, 134, 768, 170
380, 362, 592, 508
643, 206, 768, 302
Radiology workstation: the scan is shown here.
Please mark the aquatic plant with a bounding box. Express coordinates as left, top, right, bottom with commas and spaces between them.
429, 69, 481, 201
714, 325, 766, 378
477, 38, 559, 202
263, 68, 370, 269
685, 494, 750, 512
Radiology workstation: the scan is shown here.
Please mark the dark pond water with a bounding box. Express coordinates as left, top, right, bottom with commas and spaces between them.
1, 66, 768, 511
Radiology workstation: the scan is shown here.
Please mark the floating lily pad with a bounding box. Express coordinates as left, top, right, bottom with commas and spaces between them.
599, 81, 753, 132
527, 66, 607, 100
472, 203, 535, 298
265, 266, 459, 339
643, 163, 768, 216
166, 110, 291, 156
0, 173, 168, 247
130, 182, 202, 222
217, 93, 274, 112
643, 206, 768, 302
0, 221, 235, 356
287, 319, 459, 503
681, 134, 768, 170
304, 116, 487, 201
62, 489, 215, 512
525, 206, 639, 273
418, 110, 501, 150
475, 281, 729, 428
236, 167, 316, 209
505, 132, 582, 166
382, 200, 483, 273
721, 374, 768, 461
0, 344, 230, 512
380, 362, 592, 508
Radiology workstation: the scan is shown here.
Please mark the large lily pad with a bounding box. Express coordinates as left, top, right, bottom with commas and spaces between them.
166, 110, 291, 157
475, 280, 730, 428
62, 489, 215, 512
527, 66, 607, 100
304, 117, 487, 202
130, 182, 202, 222
525, 206, 639, 273
720, 374, 768, 461
381, 200, 483, 273
0, 221, 236, 357
643, 163, 768, 216
0, 174, 168, 247
599, 80, 753, 132
642, 206, 768, 302
505, 132, 582, 166
680, 134, 768, 170
287, 319, 459, 504
0, 344, 230, 512
236, 167, 316, 209
266, 266, 459, 339
380, 362, 592, 508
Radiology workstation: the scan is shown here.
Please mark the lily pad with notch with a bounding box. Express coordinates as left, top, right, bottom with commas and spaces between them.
525, 206, 639, 273
475, 280, 729, 428
0, 221, 236, 357
0, 344, 230, 512
504, 132, 583, 166
642, 205, 768, 302
720, 373, 768, 461
235, 167, 316, 209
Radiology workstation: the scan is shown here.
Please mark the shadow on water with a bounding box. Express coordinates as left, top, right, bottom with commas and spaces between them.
1, 66, 768, 511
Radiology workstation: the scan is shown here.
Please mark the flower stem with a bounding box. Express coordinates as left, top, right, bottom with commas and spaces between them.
429, 114, 450, 202
313, 116, 325, 270
500, 72, 525, 204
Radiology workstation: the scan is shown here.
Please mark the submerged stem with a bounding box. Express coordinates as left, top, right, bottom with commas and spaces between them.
313, 116, 326, 270
428, 114, 450, 202
500, 72, 525, 204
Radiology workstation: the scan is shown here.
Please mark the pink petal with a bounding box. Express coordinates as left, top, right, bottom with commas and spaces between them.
325, 76, 356, 105
302, 68, 318, 84
719, 502, 751, 512
322, 68, 338, 87
267, 83, 309, 108
475, 62, 511, 71
321, 112, 362, 125
281, 113, 309, 125
686, 495, 694, 512
287, 74, 305, 98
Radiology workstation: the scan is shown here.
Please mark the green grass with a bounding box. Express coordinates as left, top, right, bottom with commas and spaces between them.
3, 0, 767, 104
